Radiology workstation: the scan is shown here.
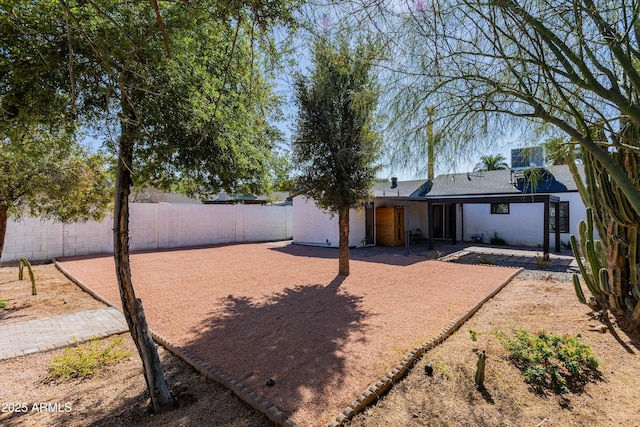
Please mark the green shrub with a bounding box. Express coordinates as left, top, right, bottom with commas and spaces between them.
47, 336, 130, 381
498, 329, 599, 394
489, 232, 507, 245
0, 297, 7, 309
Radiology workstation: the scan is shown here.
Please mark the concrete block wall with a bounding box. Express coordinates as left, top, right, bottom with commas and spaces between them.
167, 204, 237, 248
3, 217, 64, 261
2, 203, 293, 262
62, 218, 112, 257
242, 205, 293, 242
129, 203, 160, 251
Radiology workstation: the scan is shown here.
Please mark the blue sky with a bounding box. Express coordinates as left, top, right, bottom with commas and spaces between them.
271, 19, 528, 183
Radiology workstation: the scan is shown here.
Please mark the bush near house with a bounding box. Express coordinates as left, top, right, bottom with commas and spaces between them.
490, 232, 508, 245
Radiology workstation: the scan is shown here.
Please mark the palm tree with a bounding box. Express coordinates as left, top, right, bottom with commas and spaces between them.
473, 154, 509, 172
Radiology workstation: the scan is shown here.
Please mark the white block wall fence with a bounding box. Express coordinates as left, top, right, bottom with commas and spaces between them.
2, 203, 293, 263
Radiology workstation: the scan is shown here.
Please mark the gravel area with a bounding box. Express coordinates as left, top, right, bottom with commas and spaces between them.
514, 268, 577, 282
57, 242, 519, 426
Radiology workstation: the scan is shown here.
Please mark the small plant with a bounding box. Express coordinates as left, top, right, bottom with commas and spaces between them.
535, 253, 550, 269
436, 360, 451, 378
47, 336, 130, 381
469, 329, 478, 342
18, 257, 37, 295
498, 329, 599, 394
0, 297, 7, 309
477, 256, 496, 265
489, 232, 507, 245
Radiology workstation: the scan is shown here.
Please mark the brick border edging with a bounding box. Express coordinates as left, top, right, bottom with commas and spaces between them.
54, 260, 298, 427
151, 332, 297, 426
54, 261, 119, 309
328, 267, 524, 427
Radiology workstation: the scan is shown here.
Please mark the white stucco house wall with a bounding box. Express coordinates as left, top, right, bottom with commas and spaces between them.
426, 165, 589, 248
292, 196, 367, 248
293, 179, 431, 248
460, 191, 585, 247
293, 163, 589, 253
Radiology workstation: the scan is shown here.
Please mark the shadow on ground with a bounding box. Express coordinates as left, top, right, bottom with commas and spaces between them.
268, 242, 457, 267
181, 275, 371, 424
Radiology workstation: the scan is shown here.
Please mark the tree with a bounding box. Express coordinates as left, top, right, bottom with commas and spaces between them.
543, 137, 582, 166
0, 1, 111, 261
293, 34, 382, 276
2, 0, 301, 412
269, 148, 297, 192
0, 129, 111, 260
473, 154, 509, 172
343, 0, 640, 330
426, 105, 437, 181
386, 0, 640, 212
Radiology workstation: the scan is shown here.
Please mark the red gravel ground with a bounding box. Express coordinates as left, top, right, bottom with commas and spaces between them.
57, 242, 519, 426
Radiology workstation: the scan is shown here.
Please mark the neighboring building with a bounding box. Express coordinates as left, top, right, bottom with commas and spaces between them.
131, 188, 203, 204
205, 191, 291, 206
293, 155, 587, 257
131, 188, 291, 206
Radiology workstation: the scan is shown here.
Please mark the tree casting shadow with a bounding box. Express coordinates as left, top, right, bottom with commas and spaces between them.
270, 244, 425, 266
182, 274, 371, 422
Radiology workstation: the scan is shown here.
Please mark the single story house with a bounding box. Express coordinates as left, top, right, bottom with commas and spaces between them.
205, 191, 291, 206
293, 164, 587, 257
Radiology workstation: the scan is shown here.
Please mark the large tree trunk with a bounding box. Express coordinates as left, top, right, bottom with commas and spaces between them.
0, 204, 7, 261
338, 207, 350, 276
113, 101, 175, 413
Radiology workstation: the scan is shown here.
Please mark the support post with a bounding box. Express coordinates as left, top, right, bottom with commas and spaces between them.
450, 204, 457, 245
405, 200, 409, 256
428, 201, 434, 250
543, 197, 550, 260
554, 201, 561, 253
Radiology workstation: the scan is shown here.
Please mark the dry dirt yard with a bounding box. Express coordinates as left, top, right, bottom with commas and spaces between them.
347, 272, 640, 427
0, 264, 271, 427
0, 263, 639, 426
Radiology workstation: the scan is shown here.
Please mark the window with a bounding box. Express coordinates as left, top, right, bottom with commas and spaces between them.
491, 203, 509, 214
559, 202, 569, 233
550, 201, 570, 233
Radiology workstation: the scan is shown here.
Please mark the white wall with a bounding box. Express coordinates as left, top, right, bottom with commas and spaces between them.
463, 203, 544, 246
461, 192, 587, 247
561, 192, 589, 240
2, 203, 293, 262
292, 196, 366, 247
293, 197, 431, 247
289, 192, 589, 250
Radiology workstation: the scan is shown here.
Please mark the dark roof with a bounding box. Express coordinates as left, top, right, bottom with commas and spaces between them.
365, 165, 579, 201
373, 179, 430, 198
205, 191, 291, 205
426, 165, 581, 198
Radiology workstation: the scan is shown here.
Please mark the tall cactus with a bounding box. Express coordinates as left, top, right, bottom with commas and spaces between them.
570, 209, 610, 307
565, 126, 640, 330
